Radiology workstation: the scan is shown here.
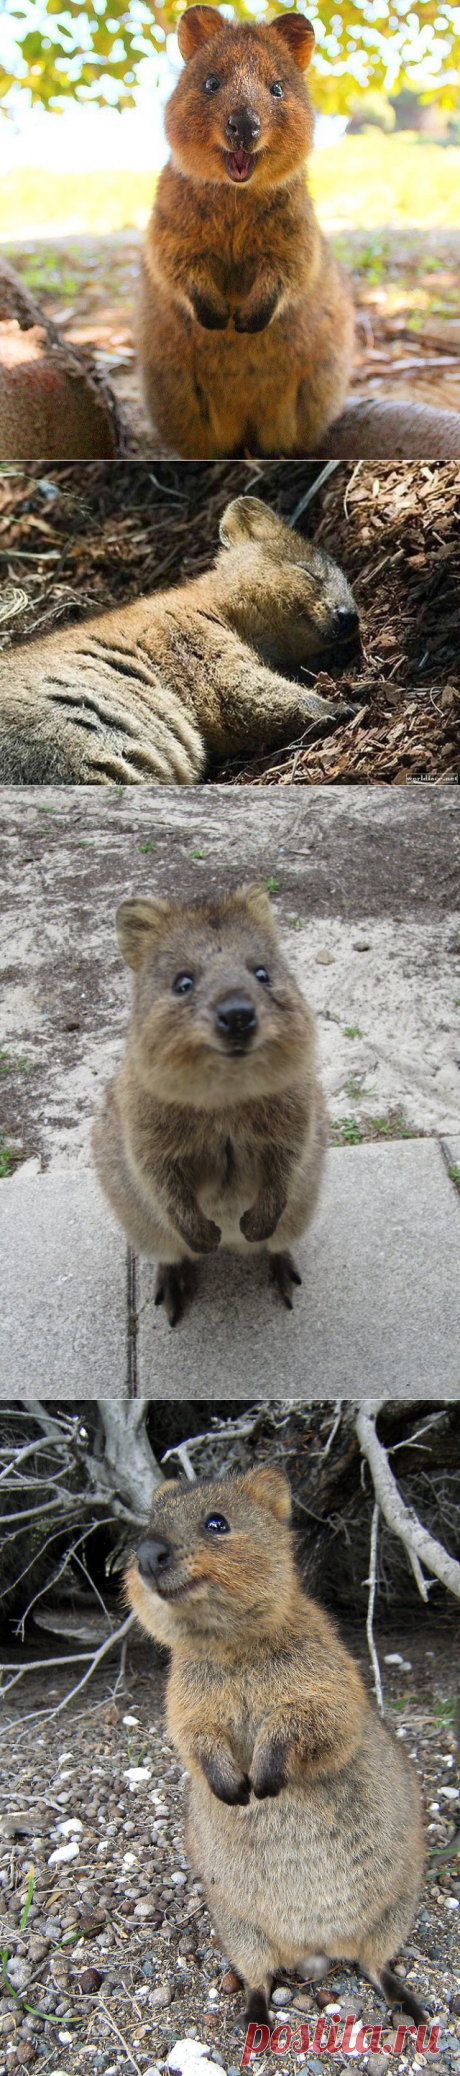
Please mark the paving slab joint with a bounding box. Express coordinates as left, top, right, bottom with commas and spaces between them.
127, 1247, 139, 1397
439, 1137, 460, 1199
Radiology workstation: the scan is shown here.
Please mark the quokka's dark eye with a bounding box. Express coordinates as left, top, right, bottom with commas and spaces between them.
204, 72, 220, 93
254, 966, 270, 984
205, 1513, 230, 1534
270, 80, 284, 97
173, 972, 194, 995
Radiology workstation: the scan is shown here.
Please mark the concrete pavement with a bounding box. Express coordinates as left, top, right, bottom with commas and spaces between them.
1, 1139, 459, 1397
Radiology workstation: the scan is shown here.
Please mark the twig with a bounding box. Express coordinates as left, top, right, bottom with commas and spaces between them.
290, 462, 340, 530
355, 1404, 460, 1602
0, 1616, 136, 1722
344, 459, 363, 519
365, 1503, 384, 1716
97, 1999, 143, 2075
322, 1402, 343, 1461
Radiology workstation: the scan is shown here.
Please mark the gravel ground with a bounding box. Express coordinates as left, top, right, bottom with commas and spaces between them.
1, 1631, 460, 2076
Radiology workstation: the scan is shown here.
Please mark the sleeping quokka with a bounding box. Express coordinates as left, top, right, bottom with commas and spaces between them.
92, 884, 327, 1323
126, 1465, 426, 2025
0, 496, 359, 785
137, 7, 354, 458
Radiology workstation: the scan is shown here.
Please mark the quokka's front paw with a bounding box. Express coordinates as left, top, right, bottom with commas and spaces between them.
250, 1737, 289, 1799
176, 1215, 221, 1255
190, 289, 230, 330
200, 1750, 251, 1805
239, 1200, 285, 1243
233, 289, 280, 333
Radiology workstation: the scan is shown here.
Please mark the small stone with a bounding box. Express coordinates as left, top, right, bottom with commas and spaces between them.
450, 1995, 460, 2016
272, 1986, 290, 2007
367, 2058, 389, 2076
292, 1993, 312, 2011
315, 951, 335, 965
221, 1970, 241, 1995
78, 1968, 104, 1992
150, 1984, 173, 2009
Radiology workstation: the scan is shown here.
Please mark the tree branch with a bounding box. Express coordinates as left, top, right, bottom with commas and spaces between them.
355, 1403, 460, 1602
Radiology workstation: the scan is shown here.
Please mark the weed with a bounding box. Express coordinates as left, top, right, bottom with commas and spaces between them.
331, 1117, 363, 1145
139, 841, 155, 853
264, 877, 279, 894
20, 1871, 34, 1932
192, 848, 205, 860
342, 1073, 375, 1100
0, 1048, 31, 1075
448, 1164, 460, 1193
0, 1139, 14, 1177
344, 1025, 363, 1039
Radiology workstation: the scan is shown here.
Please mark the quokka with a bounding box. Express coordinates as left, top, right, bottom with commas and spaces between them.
126, 1465, 426, 2025
92, 884, 327, 1323
0, 495, 359, 786
137, 7, 354, 457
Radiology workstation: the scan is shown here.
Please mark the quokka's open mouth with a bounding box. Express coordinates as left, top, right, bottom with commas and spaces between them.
225, 148, 255, 182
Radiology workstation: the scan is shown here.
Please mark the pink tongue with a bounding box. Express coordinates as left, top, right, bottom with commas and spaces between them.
229, 149, 251, 179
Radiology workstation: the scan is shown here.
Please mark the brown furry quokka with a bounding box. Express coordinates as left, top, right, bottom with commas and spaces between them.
92, 885, 327, 1323
125, 1465, 426, 2025
0, 496, 358, 785
137, 8, 354, 457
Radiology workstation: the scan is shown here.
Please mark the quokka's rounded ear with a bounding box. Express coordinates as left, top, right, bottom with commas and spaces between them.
178, 4, 221, 61
116, 897, 171, 969
237, 882, 276, 928
219, 496, 284, 547
243, 1465, 292, 1523
269, 12, 315, 71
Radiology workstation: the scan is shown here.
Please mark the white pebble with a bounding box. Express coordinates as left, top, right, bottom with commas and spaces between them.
443, 1897, 459, 1910
122, 1715, 140, 1726
96, 1841, 110, 1854
56, 1819, 83, 1836
150, 1986, 172, 2009
123, 1767, 152, 1787
168, 2042, 211, 2070
57, 2033, 74, 2045
384, 1654, 405, 1665
171, 1872, 187, 1886
439, 1787, 459, 1800
122, 1852, 138, 1869
48, 1841, 80, 1866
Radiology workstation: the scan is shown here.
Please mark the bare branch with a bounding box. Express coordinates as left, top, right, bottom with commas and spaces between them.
364, 1503, 384, 1716
0, 1614, 136, 1727
355, 1404, 460, 1602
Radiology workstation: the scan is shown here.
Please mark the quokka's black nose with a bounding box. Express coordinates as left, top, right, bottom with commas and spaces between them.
215, 994, 258, 1044
226, 105, 261, 148
333, 605, 360, 641
137, 1537, 171, 1579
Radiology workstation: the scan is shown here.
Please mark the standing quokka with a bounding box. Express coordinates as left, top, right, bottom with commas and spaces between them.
92, 885, 327, 1323
137, 8, 354, 457
0, 496, 358, 785
126, 1465, 426, 2024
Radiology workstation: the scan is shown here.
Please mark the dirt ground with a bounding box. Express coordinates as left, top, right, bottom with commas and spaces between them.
4, 227, 460, 451
0, 460, 459, 784
1, 1615, 460, 2076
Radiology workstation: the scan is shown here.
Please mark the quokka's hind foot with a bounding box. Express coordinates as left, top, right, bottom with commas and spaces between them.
244, 1984, 273, 2026
268, 1250, 302, 1310
379, 1965, 429, 2026
154, 1258, 196, 1326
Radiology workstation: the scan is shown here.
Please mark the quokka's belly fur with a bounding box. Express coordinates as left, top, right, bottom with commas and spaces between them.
186, 1750, 422, 1957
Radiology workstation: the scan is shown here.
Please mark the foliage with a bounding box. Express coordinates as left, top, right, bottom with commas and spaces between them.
1, 0, 460, 115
